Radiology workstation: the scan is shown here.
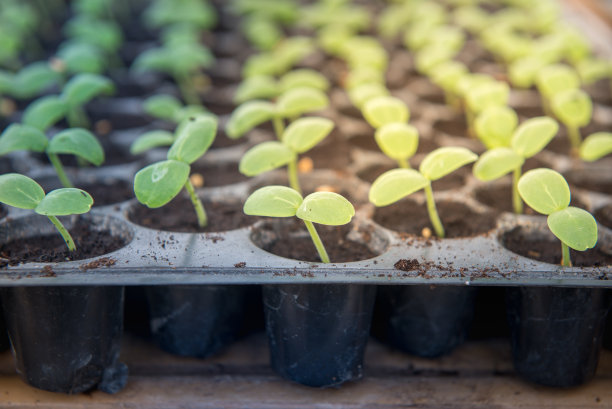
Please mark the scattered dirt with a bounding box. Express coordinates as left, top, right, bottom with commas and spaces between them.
80, 257, 117, 271
565, 170, 612, 196
234, 262, 246, 268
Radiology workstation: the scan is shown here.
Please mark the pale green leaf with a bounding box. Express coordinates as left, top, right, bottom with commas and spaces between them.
347, 83, 389, 110
233, 75, 279, 104
243, 185, 302, 217
280, 69, 330, 93
430, 60, 469, 93
276, 87, 329, 118
282, 117, 334, 154
466, 81, 509, 114
473, 148, 524, 181
548, 206, 597, 251
48, 129, 105, 166
168, 115, 217, 164
375, 123, 419, 161
518, 168, 570, 215
61, 73, 114, 107
512, 116, 559, 158
474, 106, 518, 149
22, 96, 68, 131
35, 188, 93, 215
130, 130, 175, 155
143, 95, 182, 121
0, 173, 45, 209
508, 55, 548, 88
0, 124, 48, 155
536, 64, 580, 98
419, 147, 478, 181
297, 192, 355, 225
134, 160, 190, 208
580, 132, 612, 162
239, 141, 296, 176
551, 89, 592, 128
225, 100, 276, 139
369, 168, 429, 207
362, 96, 409, 129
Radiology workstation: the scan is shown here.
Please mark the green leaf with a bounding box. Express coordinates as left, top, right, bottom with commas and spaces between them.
419, 147, 478, 181
47, 129, 105, 166
508, 56, 548, 88
455, 73, 494, 98
0, 124, 48, 155
580, 132, 612, 162
414, 45, 457, 75
12, 62, 61, 99
61, 73, 114, 108
239, 141, 296, 176
369, 168, 429, 207
473, 148, 524, 181
168, 115, 217, 164
548, 207, 597, 251
130, 130, 175, 155
348, 83, 389, 110
282, 117, 334, 154
143, 95, 183, 121
536, 64, 580, 98
518, 168, 570, 215
474, 106, 518, 149
466, 81, 510, 114
551, 89, 592, 128
57, 41, 106, 74
375, 123, 419, 161
362, 96, 409, 129
225, 100, 276, 139
174, 106, 210, 123
243, 185, 302, 217
233, 75, 279, 104
512, 116, 559, 158
0, 173, 45, 209
297, 192, 355, 225
430, 60, 469, 93
35, 188, 93, 215
279, 69, 330, 93
134, 160, 190, 208
276, 87, 329, 118
22, 96, 68, 131
344, 66, 385, 90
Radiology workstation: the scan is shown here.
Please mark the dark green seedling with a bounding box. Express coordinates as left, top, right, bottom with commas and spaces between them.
536, 64, 580, 117
474, 117, 559, 214
369, 147, 478, 238
518, 168, 597, 267
362, 96, 409, 129
1, 62, 62, 100
61, 73, 115, 128
0, 124, 104, 188
0, 173, 93, 251
551, 88, 592, 152
243, 186, 355, 263
226, 87, 329, 140
133, 115, 217, 228
580, 132, 612, 162
239, 117, 334, 194
55, 41, 106, 75
144, 0, 217, 30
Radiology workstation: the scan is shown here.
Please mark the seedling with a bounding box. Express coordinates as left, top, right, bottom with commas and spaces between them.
465, 81, 510, 137
242, 15, 283, 51
536, 64, 580, 117
369, 147, 478, 238
243, 185, 355, 263
375, 123, 419, 169
242, 37, 315, 78
233, 69, 330, 104
580, 132, 612, 162
430, 60, 468, 109
144, 0, 217, 30
55, 41, 106, 75
238, 117, 334, 194
64, 15, 123, 56
143, 94, 208, 124
347, 83, 389, 110
508, 55, 548, 89
473, 116, 559, 214
0, 62, 62, 100
0, 173, 93, 251
474, 106, 518, 149
550, 88, 592, 151
517, 168, 597, 267
133, 115, 217, 228
61, 73, 115, 128
362, 96, 409, 129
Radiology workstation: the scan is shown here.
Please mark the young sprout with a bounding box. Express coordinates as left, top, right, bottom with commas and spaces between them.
0, 173, 93, 251
465, 81, 510, 138
143, 94, 208, 124
133, 115, 217, 228
243, 185, 355, 263
61, 73, 115, 128
239, 117, 334, 194
375, 123, 419, 169
580, 132, 612, 162
64, 15, 124, 57
242, 15, 283, 51
517, 168, 597, 267
550, 88, 592, 152
474, 106, 519, 149
473, 116, 559, 214
242, 37, 315, 78
0, 61, 62, 100
536, 64, 580, 117
347, 83, 390, 111
144, 0, 218, 31
362, 96, 409, 129
369, 147, 478, 238
55, 42, 107, 75
430, 60, 468, 109
0, 124, 104, 188
233, 69, 330, 104
508, 55, 548, 89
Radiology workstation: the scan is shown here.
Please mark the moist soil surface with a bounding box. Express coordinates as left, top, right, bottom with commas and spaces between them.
565, 171, 612, 196
0, 221, 127, 267
190, 161, 248, 187
373, 199, 498, 238
305, 133, 353, 170
258, 219, 377, 263
595, 204, 612, 230
0, 204, 6, 220
128, 195, 254, 233
503, 227, 612, 267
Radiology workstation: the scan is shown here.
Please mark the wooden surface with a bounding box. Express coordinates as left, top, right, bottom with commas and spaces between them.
1, 332, 611, 409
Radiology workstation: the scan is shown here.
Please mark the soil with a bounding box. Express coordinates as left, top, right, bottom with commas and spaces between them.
502, 226, 612, 266
564, 170, 612, 196
546, 123, 610, 156
190, 161, 248, 187
433, 117, 470, 139
128, 195, 254, 233
211, 129, 245, 149
257, 219, 377, 263
0, 220, 127, 267
305, 133, 352, 170
373, 199, 498, 238
594, 204, 612, 230
38, 178, 134, 207
0, 204, 6, 220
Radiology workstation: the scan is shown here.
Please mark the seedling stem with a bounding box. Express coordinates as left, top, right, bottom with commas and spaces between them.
287, 158, 301, 194
512, 167, 523, 214
561, 242, 571, 267
47, 153, 74, 188
47, 215, 76, 251
176, 72, 201, 106
273, 116, 285, 140
567, 126, 582, 151
424, 184, 445, 238
303, 220, 330, 263
397, 157, 410, 169
184, 178, 207, 227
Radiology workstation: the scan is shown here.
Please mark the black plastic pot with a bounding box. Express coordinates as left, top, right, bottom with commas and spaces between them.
374, 285, 477, 357
145, 285, 250, 358
0, 286, 127, 394
263, 284, 376, 388
0, 297, 8, 352
506, 286, 612, 387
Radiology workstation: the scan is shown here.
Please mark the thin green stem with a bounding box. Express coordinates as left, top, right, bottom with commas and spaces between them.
541, 94, 553, 117
561, 242, 572, 267
303, 220, 330, 263
424, 183, 445, 238
567, 125, 582, 151
512, 166, 523, 214
397, 157, 411, 169
175, 72, 201, 106
67, 106, 90, 129
184, 178, 207, 227
465, 108, 475, 139
273, 116, 285, 140
47, 215, 76, 251
287, 158, 301, 194
47, 152, 73, 188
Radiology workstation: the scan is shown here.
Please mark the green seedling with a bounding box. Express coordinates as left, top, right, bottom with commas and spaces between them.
342, 37, 388, 72
474, 106, 519, 149
0, 62, 61, 101
414, 45, 458, 76
580, 132, 612, 162
453, 5, 490, 34
508, 55, 549, 89
231, 0, 298, 24
64, 15, 123, 56
133, 115, 217, 228
0, 124, 104, 188
576, 58, 612, 86
430, 60, 468, 109
242, 15, 283, 51
347, 83, 390, 110
517, 168, 597, 267
481, 28, 532, 64
550, 88, 592, 152
233, 69, 330, 104
0, 173, 93, 251
226, 87, 329, 140
375, 123, 419, 169
143, 94, 208, 124
301, 1, 369, 32
242, 37, 315, 78
243, 185, 355, 263
343, 66, 385, 91
144, 0, 217, 30
239, 117, 334, 194
465, 81, 510, 137
473, 116, 559, 214
362, 96, 409, 129
369, 147, 478, 238
55, 41, 106, 75
536, 64, 580, 117
61, 73, 115, 128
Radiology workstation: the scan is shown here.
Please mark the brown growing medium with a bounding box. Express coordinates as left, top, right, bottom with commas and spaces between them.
190, 161, 249, 187
0, 204, 6, 220
594, 204, 612, 230
503, 227, 612, 267
128, 195, 255, 233
373, 199, 498, 238
305, 132, 352, 170
0, 221, 127, 267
